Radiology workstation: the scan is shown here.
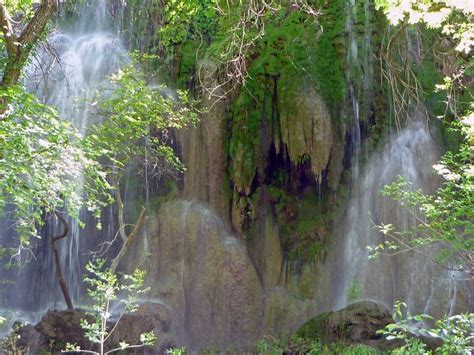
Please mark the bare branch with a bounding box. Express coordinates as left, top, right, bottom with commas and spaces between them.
51, 210, 74, 310
109, 206, 146, 275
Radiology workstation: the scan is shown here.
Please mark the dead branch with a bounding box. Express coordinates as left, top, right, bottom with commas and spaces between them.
90, 185, 147, 275
109, 204, 146, 275
199, 0, 320, 103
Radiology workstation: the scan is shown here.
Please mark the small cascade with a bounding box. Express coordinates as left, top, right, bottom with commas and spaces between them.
1, 0, 129, 313
335, 114, 472, 316
345, 0, 373, 154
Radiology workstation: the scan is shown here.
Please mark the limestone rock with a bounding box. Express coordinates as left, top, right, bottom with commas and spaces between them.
138, 200, 264, 351
278, 84, 334, 182
263, 288, 318, 335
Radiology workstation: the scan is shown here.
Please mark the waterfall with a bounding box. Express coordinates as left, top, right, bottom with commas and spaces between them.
332, 0, 472, 317
1, 0, 128, 316
335, 112, 472, 316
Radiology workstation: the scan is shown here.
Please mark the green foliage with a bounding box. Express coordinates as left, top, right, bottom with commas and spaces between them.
64, 260, 156, 354
166, 347, 187, 355
159, 0, 217, 47
378, 301, 473, 354
255, 336, 285, 354
0, 59, 196, 253
0, 86, 111, 243
375, 0, 473, 54
89, 61, 198, 179
255, 335, 380, 355
2, 0, 36, 17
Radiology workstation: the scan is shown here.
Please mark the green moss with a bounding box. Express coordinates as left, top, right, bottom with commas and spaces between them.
310, 0, 346, 114
176, 40, 200, 87
255, 334, 382, 354
227, 2, 346, 195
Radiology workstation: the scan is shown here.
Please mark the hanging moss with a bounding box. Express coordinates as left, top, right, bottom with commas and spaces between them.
227, 2, 346, 196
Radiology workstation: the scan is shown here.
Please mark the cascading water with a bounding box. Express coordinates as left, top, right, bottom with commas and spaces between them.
335, 113, 472, 316
333, 0, 471, 317
1, 0, 128, 317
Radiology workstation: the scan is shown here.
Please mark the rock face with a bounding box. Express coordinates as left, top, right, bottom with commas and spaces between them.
296, 301, 397, 350
179, 59, 230, 223
129, 200, 264, 351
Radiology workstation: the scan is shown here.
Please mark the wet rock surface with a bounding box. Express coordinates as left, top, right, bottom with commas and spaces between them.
139, 200, 264, 351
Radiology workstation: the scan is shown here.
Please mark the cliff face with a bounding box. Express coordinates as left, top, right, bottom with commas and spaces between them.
118, 0, 472, 351
119, 1, 380, 349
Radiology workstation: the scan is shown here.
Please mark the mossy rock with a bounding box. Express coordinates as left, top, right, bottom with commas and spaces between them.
296, 301, 400, 351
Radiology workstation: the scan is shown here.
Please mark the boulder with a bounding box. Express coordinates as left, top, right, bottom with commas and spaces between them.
296, 301, 400, 351
105, 302, 175, 354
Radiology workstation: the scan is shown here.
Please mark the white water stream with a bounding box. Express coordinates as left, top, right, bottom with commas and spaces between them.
334, 114, 472, 316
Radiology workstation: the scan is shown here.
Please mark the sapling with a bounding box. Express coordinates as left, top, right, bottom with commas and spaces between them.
63, 259, 156, 354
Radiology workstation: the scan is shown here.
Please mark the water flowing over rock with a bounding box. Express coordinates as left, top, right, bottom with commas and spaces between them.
129, 200, 264, 350
180, 59, 230, 221
332, 116, 473, 316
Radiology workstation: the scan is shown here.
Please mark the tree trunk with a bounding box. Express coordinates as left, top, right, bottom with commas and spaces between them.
51, 211, 74, 310
0, 0, 58, 117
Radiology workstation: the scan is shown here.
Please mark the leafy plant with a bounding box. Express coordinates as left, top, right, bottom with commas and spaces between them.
378, 301, 473, 354
347, 279, 363, 304
63, 260, 156, 355
166, 347, 187, 355
0, 86, 111, 245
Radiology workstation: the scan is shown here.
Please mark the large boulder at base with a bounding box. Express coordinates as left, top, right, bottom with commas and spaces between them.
106, 302, 176, 354
34, 309, 95, 352
296, 301, 400, 351
4, 303, 175, 354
